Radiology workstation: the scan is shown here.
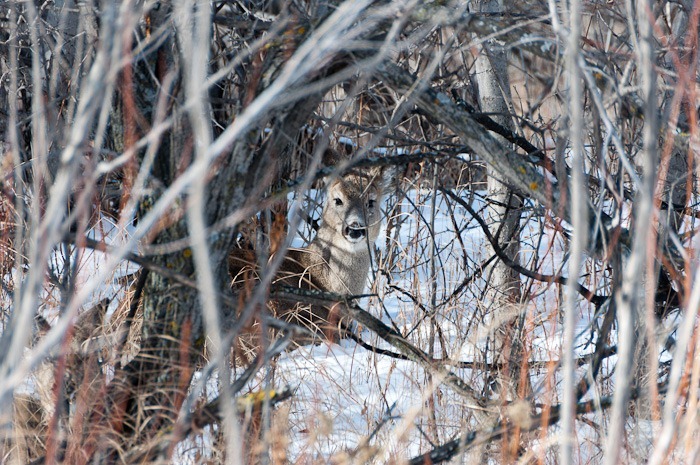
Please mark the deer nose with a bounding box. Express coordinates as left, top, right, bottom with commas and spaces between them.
345, 222, 367, 241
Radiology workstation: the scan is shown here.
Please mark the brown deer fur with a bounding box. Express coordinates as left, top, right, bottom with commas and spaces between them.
229, 166, 394, 359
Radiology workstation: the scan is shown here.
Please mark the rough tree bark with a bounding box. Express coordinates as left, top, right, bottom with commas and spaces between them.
74, 5, 327, 462
88, 2, 390, 461
472, 0, 527, 403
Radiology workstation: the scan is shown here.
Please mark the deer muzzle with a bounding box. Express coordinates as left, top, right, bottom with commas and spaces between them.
344, 222, 367, 242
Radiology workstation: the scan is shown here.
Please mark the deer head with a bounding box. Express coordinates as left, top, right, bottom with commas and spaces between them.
318, 165, 394, 253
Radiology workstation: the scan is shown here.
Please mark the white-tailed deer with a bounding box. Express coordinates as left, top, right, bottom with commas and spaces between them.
229, 165, 395, 357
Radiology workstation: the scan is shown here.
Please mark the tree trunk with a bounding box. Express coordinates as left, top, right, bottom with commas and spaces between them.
472, 0, 527, 400
471, 1, 529, 461
89, 5, 333, 461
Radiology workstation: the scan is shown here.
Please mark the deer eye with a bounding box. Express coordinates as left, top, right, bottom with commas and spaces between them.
367, 199, 376, 209
334, 198, 343, 206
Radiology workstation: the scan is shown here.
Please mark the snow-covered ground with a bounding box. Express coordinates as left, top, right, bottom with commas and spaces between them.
234, 188, 603, 463
8, 186, 686, 463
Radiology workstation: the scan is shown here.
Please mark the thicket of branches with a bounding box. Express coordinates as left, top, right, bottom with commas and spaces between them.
0, 0, 698, 464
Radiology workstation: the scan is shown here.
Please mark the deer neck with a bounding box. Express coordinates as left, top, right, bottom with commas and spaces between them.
306, 227, 372, 296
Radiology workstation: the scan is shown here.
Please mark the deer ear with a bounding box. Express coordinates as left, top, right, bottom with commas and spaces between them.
322, 147, 343, 167
316, 148, 345, 189
375, 164, 400, 192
